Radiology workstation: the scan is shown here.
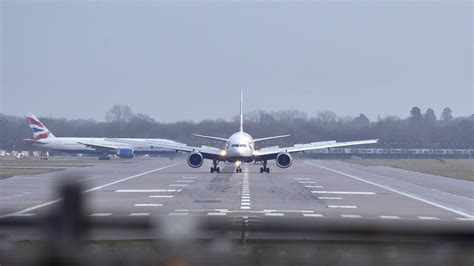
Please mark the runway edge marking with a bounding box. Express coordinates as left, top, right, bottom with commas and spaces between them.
305, 161, 474, 219
0, 163, 178, 219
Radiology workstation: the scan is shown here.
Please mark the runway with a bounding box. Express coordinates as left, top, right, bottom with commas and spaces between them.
1, 158, 473, 221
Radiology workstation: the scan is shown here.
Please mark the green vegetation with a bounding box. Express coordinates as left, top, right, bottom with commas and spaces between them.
346, 159, 474, 181
0, 168, 65, 179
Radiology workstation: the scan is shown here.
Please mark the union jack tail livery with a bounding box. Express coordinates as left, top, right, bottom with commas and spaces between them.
26, 113, 55, 140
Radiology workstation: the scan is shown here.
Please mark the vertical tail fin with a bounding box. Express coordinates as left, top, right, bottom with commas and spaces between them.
26, 113, 55, 140
240, 90, 243, 133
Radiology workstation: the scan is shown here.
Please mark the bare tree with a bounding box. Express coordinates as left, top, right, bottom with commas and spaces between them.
423, 108, 437, 124
105, 104, 134, 123
410, 107, 422, 121
440, 107, 453, 121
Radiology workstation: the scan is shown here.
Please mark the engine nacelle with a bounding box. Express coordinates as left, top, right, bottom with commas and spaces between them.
276, 152, 292, 168
117, 148, 134, 159
187, 151, 204, 168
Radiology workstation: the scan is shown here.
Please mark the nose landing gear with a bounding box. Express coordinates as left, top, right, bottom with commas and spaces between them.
235, 161, 243, 173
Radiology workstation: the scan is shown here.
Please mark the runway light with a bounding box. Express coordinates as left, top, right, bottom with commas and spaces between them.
220, 150, 227, 156
235, 161, 241, 167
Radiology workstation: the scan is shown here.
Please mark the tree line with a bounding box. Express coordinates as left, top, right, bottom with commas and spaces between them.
0, 105, 472, 150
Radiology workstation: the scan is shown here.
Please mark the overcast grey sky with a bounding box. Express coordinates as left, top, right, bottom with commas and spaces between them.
1, 1, 472, 122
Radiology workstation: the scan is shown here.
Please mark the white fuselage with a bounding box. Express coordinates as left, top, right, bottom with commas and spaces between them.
34, 137, 176, 153
224, 132, 254, 162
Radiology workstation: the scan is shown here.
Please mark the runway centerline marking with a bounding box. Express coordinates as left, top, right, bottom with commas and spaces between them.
298, 181, 317, 184
328, 205, 357, 209
134, 204, 163, 207
0, 163, 178, 219
306, 161, 474, 219
304, 185, 323, 188
149, 195, 174, 198
240, 168, 251, 210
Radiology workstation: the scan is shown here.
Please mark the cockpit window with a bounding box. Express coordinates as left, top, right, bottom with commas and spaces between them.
231, 144, 247, 147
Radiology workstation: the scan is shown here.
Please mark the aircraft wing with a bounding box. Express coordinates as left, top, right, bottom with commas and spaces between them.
255, 139, 378, 160
121, 139, 225, 160
78, 142, 123, 151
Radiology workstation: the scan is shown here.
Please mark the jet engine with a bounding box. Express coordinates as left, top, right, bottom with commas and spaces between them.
187, 151, 204, 168
117, 148, 134, 159
276, 152, 292, 168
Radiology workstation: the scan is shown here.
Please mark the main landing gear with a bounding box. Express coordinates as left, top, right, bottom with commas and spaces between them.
210, 160, 220, 173
260, 161, 270, 173
235, 167, 242, 173
99, 152, 111, 160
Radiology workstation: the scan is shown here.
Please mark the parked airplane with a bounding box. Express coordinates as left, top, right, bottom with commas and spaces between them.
130, 92, 378, 173
24, 113, 181, 159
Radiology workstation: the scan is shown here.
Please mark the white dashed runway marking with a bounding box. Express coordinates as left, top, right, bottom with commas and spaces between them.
341, 214, 362, 218
116, 189, 181, 193
129, 213, 150, 216
134, 204, 163, 207
380, 215, 401, 219
456, 217, 474, 221
169, 184, 188, 187
417, 216, 439, 220
176, 180, 194, 183
328, 205, 357, 209
298, 181, 317, 184
182, 176, 198, 179
169, 212, 188, 216
265, 213, 284, 216
318, 197, 342, 200
90, 213, 112, 217
207, 212, 227, 216
304, 185, 323, 188
303, 213, 323, 217
294, 178, 310, 180
11, 213, 36, 217
306, 161, 474, 220
311, 191, 375, 195
149, 195, 174, 198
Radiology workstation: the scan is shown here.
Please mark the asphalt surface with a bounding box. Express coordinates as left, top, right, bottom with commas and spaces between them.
1, 157, 473, 222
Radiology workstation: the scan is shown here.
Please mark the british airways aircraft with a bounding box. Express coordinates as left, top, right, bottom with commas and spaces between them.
24, 113, 181, 159
129, 92, 378, 173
